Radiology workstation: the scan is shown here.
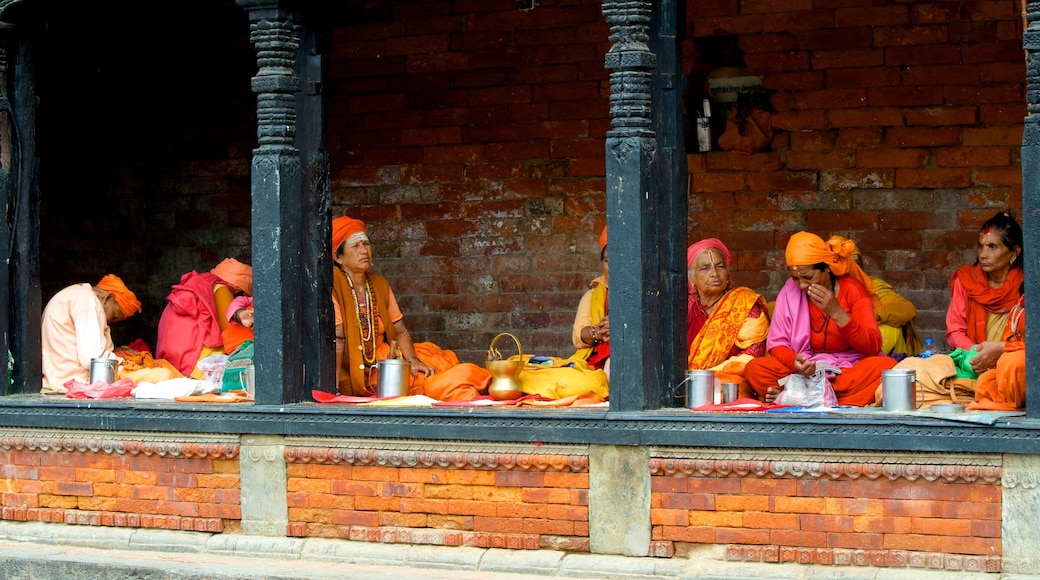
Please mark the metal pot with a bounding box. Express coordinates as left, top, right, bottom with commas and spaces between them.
376, 358, 410, 398
486, 333, 523, 401
89, 358, 117, 384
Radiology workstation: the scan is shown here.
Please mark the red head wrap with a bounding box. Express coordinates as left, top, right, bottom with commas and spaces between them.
333, 216, 367, 256
686, 238, 732, 270
96, 274, 141, 318
599, 227, 607, 253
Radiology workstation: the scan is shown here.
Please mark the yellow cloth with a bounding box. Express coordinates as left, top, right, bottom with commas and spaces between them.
517, 356, 609, 399
572, 281, 608, 360
871, 276, 920, 356
688, 287, 767, 370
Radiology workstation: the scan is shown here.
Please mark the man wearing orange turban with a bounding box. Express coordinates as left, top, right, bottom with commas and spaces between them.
745, 232, 895, 406
41, 275, 142, 394
156, 257, 253, 378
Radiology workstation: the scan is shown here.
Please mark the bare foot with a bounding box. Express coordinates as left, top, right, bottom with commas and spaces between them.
765, 387, 781, 403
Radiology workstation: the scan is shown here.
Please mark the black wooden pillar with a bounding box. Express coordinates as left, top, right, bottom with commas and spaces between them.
650, 0, 687, 407
9, 36, 38, 395
1023, 1, 1040, 419
294, 19, 333, 395
0, 44, 11, 394
237, 0, 306, 404
602, 0, 665, 411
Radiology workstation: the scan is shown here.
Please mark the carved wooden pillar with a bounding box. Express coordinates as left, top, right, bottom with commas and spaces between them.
649, 0, 687, 407
1023, 1, 1040, 419
237, 1, 306, 404
603, 0, 665, 411
9, 37, 39, 395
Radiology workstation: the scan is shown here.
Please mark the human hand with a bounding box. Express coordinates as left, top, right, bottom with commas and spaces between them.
792, 355, 816, 376
239, 309, 255, 329
595, 316, 610, 342
765, 387, 781, 403
969, 341, 1004, 374
410, 358, 435, 376
807, 283, 845, 321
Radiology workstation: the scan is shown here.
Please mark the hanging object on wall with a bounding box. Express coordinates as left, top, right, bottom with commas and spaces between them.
707, 68, 763, 121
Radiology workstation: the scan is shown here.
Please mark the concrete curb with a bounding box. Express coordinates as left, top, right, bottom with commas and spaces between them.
0, 521, 1022, 579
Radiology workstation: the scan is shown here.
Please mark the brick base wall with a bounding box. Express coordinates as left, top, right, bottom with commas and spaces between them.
650, 449, 1002, 573
284, 441, 590, 551
0, 431, 242, 533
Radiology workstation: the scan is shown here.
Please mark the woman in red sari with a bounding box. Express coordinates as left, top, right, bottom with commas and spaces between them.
686, 238, 768, 398
946, 210, 1024, 375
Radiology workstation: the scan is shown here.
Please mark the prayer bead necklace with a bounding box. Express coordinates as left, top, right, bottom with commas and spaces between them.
810, 312, 830, 352
346, 274, 376, 365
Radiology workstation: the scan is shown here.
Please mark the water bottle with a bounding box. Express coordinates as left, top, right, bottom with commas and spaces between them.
919, 338, 937, 359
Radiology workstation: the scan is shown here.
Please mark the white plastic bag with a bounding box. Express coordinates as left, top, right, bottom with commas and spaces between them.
776, 362, 842, 408
197, 354, 228, 395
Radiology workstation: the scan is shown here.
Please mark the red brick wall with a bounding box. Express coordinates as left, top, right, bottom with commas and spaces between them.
328, 0, 612, 363
685, 0, 1025, 344
0, 435, 241, 533
285, 445, 590, 551
650, 455, 1002, 572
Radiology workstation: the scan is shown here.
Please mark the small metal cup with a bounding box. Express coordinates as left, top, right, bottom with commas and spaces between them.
720, 383, 739, 404
244, 365, 255, 398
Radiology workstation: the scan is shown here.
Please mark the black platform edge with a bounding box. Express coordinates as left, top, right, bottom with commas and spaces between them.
0, 396, 1035, 454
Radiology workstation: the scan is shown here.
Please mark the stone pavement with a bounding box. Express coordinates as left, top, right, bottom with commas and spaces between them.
0, 521, 1026, 579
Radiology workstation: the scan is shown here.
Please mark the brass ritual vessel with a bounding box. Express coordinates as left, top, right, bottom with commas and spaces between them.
485, 332, 524, 401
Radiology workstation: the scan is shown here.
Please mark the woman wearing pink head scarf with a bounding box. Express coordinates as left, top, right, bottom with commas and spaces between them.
686, 238, 769, 398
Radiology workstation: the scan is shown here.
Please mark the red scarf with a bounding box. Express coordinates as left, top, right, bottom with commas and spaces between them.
952, 265, 1023, 344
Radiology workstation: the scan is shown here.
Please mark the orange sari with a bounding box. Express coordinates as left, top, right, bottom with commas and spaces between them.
970, 296, 1026, 411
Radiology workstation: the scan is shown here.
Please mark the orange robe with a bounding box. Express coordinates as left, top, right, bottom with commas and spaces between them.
969, 296, 1026, 411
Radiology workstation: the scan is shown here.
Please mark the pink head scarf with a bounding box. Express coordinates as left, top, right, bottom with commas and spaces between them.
686, 238, 732, 270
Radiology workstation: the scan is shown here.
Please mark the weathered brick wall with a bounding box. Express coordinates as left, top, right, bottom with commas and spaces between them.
0, 433, 242, 533
684, 0, 1025, 344
285, 443, 590, 551
327, 0, 612, 363
650, 451, 1002, 572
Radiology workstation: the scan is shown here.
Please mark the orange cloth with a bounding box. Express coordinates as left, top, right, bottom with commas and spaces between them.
96, 275, 141, 317
745, 354, 895, 406
952, 264, 1023, 345
969, 296, 1026, 411
210, 258, 253, 296
785, 232, 877, 307
598, 226, 607, 253
423, 363, 492, 401
222, 323, 254, 354
114, 347, 183, 384
333, 216, 367, 255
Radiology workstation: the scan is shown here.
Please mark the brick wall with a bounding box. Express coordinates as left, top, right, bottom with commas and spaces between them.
0, 433, 241, 533
684, 0, 1025, 344
328, 0, 612, 363
285, 444, 590, 551
650, 452, 1002, 572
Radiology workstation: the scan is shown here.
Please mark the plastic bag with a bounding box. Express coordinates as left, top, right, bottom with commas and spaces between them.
197, 354, 228, 394
776, 362, 842, 408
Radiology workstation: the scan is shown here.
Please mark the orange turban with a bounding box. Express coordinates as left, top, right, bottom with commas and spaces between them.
785, 231, 876, 297
599, 227, 607, 253
96, 274, 141, 318
210, 258, 253, 296
332, 216, 367, 255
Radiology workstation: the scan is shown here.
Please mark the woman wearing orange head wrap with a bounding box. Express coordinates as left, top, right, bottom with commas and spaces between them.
41, 275, 142, 394
331, 215, 481, 398
571, 227, 610, 376
156, 257, 253, 378
744, 232, 895, 406
685, 239, 769, 400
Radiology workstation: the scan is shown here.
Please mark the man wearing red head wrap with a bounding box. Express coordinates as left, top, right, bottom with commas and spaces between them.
156, 257, 253, 378
745, 232, 894, 406
41, 275, 142, 394
330, 215, 472, 397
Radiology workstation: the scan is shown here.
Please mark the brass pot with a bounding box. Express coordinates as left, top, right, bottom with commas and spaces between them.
485, 333, 523, 400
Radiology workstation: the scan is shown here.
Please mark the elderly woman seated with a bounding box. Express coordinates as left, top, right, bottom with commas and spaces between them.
685, 238, 769, 398
745, 232, 896, 406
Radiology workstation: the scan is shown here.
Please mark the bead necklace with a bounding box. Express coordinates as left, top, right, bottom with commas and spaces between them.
698, 293, 724, 316
810, 312, 830, 352
1009, 298, 1025, 341
346, 273, 376, 365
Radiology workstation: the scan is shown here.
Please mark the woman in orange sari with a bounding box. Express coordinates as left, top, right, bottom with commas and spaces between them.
686, 239, 768, 398
970, 291, 1025, 410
